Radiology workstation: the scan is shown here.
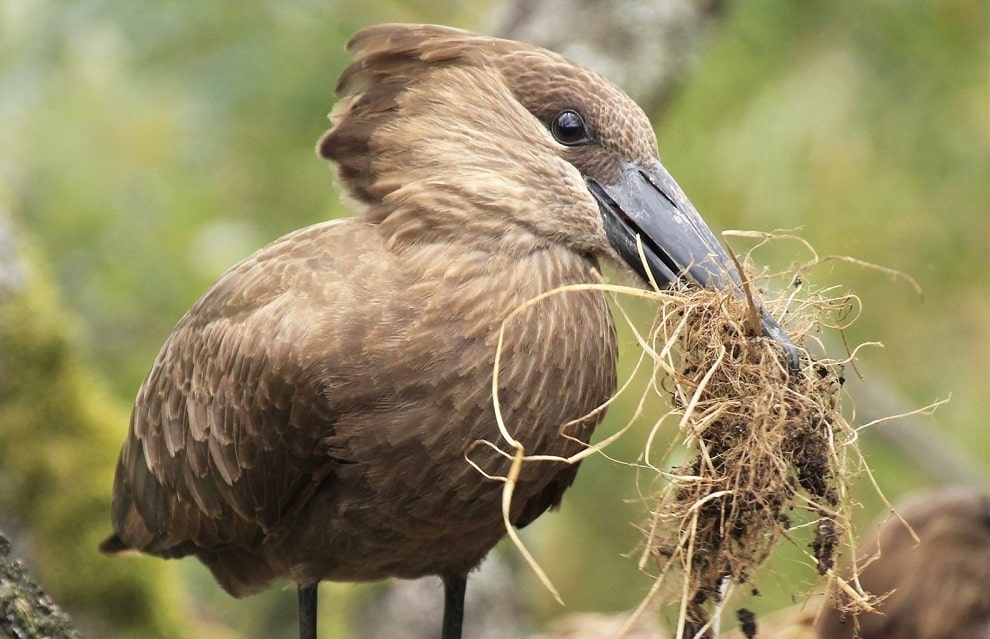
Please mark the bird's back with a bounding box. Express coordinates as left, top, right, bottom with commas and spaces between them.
103, 216, 618, 594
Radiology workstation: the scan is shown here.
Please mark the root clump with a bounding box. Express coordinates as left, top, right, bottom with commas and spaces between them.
642, 284, 860, 638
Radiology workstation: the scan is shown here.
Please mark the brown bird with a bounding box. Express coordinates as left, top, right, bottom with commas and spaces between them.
101, 24, 794, 639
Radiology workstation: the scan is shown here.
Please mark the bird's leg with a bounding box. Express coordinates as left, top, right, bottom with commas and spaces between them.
298, 583, 318, 639
441, 575, 467, 639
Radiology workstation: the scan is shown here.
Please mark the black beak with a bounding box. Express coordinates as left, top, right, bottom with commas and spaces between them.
589, 159, 799, 371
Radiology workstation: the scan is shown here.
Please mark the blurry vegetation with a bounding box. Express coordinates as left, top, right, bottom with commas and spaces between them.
0, 214, 204, 638
0, 0, 986, 637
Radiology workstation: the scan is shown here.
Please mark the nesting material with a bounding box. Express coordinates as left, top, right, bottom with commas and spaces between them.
632, 275, 868, 639
491, 245, 901, 636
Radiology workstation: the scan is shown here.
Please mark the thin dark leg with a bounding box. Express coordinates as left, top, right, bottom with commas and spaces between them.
441, 575, 468, 639
299, 583, 318, 639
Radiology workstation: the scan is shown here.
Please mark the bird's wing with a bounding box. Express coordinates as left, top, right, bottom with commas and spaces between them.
107, 219, 371, 555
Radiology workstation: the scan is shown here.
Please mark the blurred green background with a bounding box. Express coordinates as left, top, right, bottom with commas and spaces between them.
1, 0, 987, 637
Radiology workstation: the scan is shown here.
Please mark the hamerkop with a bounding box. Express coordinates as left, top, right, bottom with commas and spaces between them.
101, 24, 795, 639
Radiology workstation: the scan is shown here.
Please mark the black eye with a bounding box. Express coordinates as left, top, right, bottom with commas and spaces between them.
550, 109, 591, 146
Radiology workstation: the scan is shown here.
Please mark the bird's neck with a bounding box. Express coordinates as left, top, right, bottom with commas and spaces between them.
381, 231, 602, 320
361, 196, 594, 276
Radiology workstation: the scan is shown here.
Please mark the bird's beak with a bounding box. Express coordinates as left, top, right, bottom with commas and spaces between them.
588, 159, 799, 370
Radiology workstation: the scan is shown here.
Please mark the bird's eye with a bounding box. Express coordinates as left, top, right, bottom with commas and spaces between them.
550, 109, 591, 146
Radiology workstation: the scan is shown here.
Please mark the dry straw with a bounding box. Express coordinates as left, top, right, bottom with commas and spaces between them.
635, 284, 857, 639
477, 233, 919, 637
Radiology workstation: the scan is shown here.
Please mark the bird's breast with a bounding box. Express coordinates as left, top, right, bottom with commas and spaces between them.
284, 244, 618, 581
339, 243, 617, 493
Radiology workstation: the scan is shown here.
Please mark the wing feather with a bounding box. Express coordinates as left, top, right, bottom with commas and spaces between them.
108, 220, 362, 555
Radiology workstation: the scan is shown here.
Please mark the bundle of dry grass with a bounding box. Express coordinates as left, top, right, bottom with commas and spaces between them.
489, 239, 917, 638
629, 266, 876, 639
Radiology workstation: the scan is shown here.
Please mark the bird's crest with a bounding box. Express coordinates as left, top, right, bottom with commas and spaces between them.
318, 25, 507, 206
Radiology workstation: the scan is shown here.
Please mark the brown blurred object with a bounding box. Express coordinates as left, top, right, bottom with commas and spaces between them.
817, 486, 990, 639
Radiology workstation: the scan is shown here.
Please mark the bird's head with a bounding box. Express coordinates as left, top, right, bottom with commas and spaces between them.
319, 24, 796, 364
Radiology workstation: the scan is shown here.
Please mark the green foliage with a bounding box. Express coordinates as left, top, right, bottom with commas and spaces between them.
0, 223, 200, 638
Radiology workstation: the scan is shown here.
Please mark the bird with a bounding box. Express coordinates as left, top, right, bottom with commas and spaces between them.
100, 23, 795, 639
